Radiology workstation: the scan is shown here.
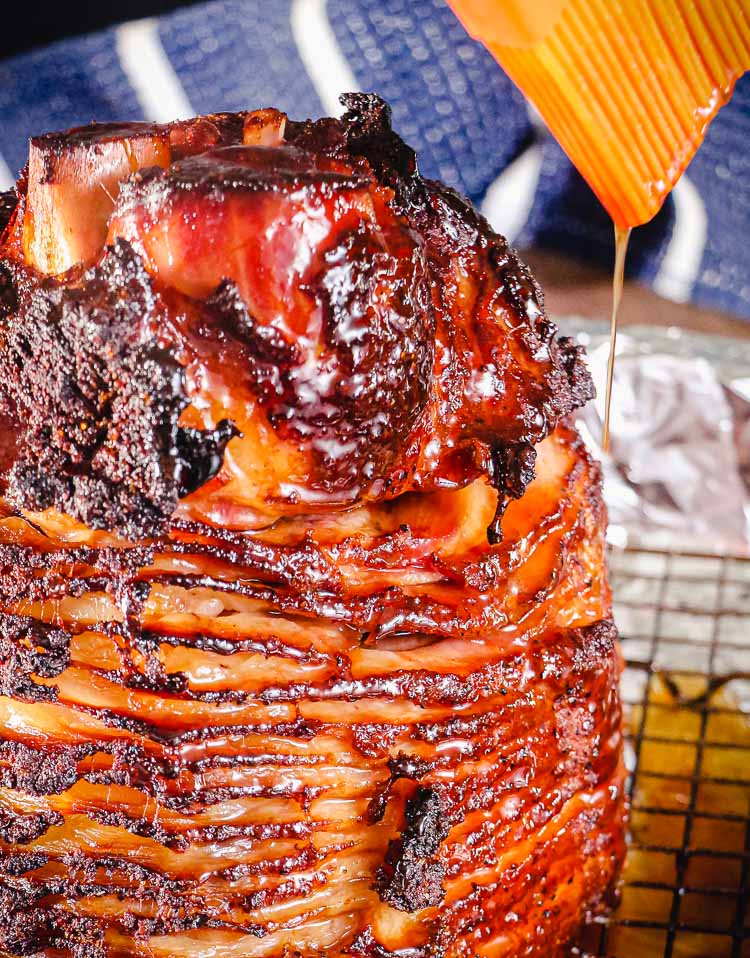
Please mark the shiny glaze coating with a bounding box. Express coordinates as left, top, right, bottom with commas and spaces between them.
0, 96, 623, 957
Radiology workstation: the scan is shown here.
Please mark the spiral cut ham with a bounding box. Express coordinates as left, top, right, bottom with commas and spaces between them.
0, 94, 625, 958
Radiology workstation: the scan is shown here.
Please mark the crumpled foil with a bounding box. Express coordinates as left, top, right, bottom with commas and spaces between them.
558, 320, 750, 556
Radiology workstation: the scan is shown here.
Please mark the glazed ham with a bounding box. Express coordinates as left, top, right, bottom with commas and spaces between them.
0, 95, 625, 958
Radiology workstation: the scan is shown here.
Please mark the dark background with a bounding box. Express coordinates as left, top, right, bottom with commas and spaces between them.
3, 0, 199, 59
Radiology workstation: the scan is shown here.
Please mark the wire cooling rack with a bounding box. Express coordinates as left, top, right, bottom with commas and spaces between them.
578, 547, 750, 958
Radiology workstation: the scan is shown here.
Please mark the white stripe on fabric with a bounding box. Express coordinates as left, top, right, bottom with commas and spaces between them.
290, 0, 359, 117
653, 175, 708, 304
480, 143, 543, 244
116, 18, 194, 123
0, 154, 13, 191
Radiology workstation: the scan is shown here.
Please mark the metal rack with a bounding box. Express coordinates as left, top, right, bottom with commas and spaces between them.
581, 547, 750, 958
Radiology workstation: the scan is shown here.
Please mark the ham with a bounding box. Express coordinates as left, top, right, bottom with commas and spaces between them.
0, 94, 624, 958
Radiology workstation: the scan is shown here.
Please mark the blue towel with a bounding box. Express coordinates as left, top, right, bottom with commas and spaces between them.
1, 0, 748, 320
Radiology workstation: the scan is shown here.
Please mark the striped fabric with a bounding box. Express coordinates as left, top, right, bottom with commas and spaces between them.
0, 0, 748, 320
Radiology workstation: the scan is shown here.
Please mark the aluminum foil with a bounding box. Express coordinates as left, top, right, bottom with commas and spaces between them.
557, 320, 750, 556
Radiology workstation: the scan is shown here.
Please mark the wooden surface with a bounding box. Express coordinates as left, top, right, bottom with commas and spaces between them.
523, 250, 750, 340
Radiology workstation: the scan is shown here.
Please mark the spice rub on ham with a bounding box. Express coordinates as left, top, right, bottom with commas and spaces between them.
0, 95, 625, 958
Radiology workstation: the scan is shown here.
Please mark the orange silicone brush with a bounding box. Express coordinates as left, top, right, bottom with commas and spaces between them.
448, 0, 750, 228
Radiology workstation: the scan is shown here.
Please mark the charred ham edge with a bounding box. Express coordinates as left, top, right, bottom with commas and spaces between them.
486, 441, 537, 545
335, 93, 594, 417
0, 240, 237, 538
375, 784, 451, 912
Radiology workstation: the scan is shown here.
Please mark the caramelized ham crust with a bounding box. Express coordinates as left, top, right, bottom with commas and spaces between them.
0, 95, 624, 958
